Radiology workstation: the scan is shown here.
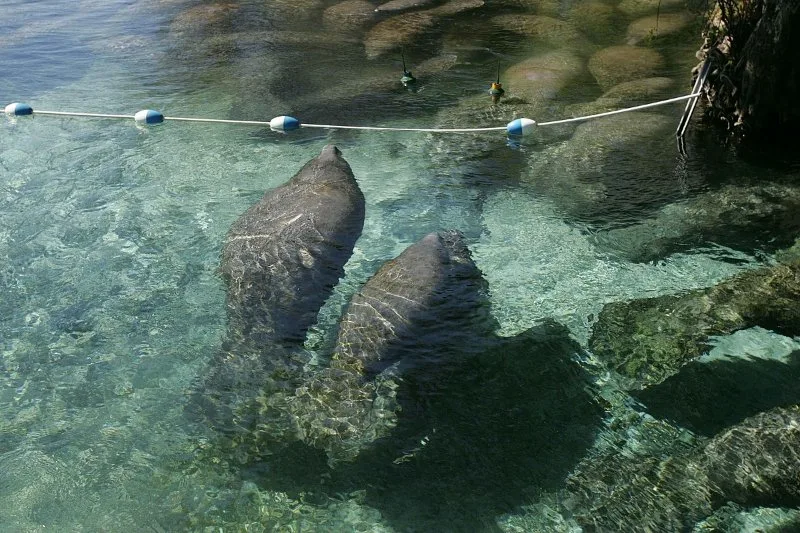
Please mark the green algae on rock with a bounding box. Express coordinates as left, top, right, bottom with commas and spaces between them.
701, 405, 800, 508
562, 403, 800, 530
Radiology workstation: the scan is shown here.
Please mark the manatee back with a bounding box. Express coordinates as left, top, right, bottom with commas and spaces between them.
221, 145, 366, 347
332, 230, 496, 377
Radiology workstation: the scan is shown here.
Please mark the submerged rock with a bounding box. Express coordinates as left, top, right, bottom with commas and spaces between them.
692, 503, 800, 532
374, 0, 438, 13
617, 0, 685, 18
589, 256, 800, 389
426, 0, 484, 16
591, 183, 800, 263
503, 49, 585, 109
323, 0, 377, 31
701, 405, 800, 508
564, 404, 800, 530
588, 45, 665, 91
568, 0, 623, 44
363, 0, 484, 58
490, 14, 590, 50
626, 12, 694, 45
566, 414, 712, 531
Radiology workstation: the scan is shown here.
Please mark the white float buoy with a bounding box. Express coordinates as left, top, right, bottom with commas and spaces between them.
270, 115, 300, 132
134, 109, 164, 125
5, 102, 33, 116
506, 118, 537, 136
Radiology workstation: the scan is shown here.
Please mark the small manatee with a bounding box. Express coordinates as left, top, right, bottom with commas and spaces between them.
331, 230, 496, 378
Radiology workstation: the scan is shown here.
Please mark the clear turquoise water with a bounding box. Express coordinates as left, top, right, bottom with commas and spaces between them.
1, 0, 799, 530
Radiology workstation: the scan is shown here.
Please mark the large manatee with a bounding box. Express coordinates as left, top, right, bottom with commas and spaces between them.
189, 145, 365, 443
221, 144, 366, 348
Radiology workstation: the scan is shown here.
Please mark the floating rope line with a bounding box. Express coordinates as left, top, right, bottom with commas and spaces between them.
538, 92, 701, 126
301, 124, 506, 132
4, 91, 704, 137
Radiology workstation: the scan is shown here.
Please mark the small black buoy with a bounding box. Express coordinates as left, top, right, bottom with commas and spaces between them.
400, 50, 416, 88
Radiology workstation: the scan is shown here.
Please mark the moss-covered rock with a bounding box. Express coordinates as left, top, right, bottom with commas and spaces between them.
565, 412, 711, 531
588, 45, 665, 91
589, 256, 800, 389
374, 0, 438, 13
562, 403, 800, 530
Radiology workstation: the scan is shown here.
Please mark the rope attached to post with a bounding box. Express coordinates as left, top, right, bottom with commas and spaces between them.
4, 91, 703, 138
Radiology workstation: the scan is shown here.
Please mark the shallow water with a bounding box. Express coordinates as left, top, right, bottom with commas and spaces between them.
2, 0, 799, 530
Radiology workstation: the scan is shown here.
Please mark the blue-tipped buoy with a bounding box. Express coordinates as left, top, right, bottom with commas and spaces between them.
506, 118, 537, 136
5, 103, 33, 116
270, 115, 300, 132
134, 109, 164, 125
